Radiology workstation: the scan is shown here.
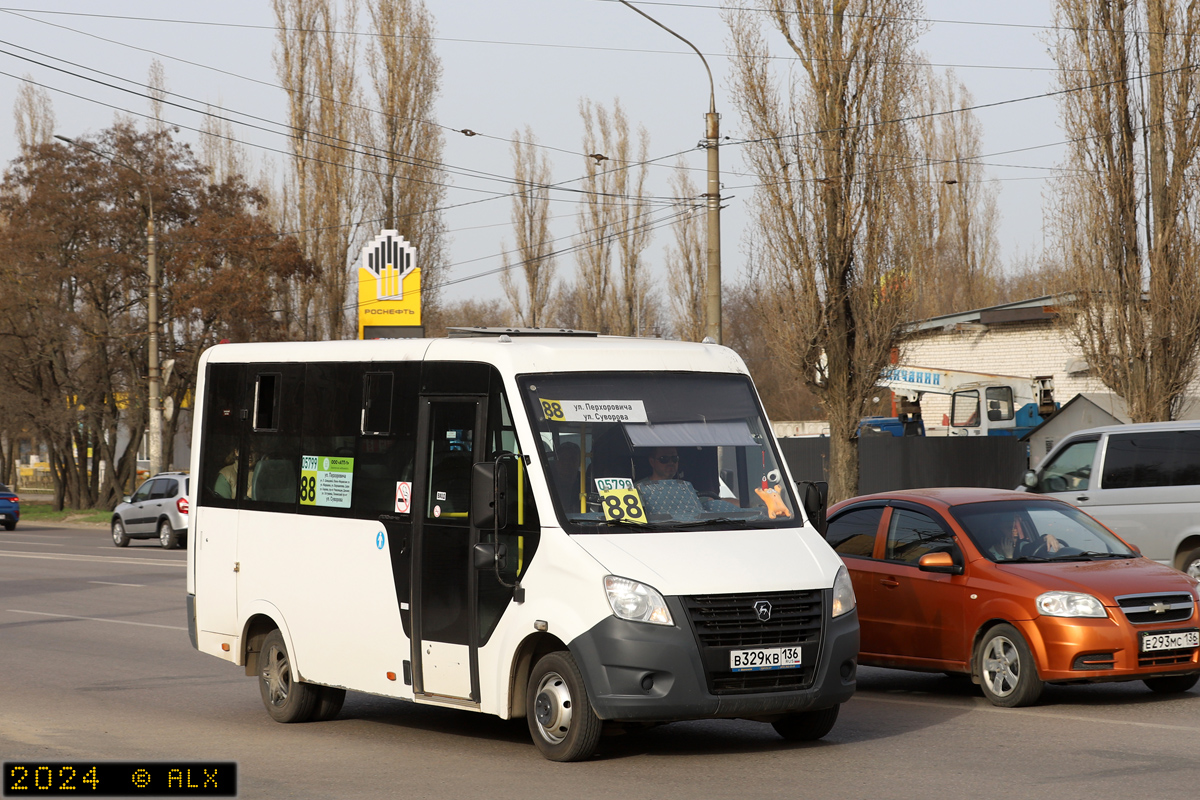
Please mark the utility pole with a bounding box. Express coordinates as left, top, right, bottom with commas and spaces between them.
55, 135, 163, 477
616, 0, 722, 344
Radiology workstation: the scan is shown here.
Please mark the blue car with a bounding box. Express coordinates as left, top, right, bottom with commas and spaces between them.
0, 483, 19, 531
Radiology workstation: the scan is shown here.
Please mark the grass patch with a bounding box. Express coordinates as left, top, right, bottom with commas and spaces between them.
15, 499, 113, 525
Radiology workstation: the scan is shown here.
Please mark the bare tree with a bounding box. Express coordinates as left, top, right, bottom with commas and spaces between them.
500, 128, 557, 326
273, 0, 361, 340
12, 78, 55, 151
1050, 0, 1200, 421
664, 160, 706, 340
574, 98, 652, 335
363, 0, 447, 312
147, 59, 168, 136
200, 99, 251, 185
726, 0, 923, 501
911, 67, 1003, 319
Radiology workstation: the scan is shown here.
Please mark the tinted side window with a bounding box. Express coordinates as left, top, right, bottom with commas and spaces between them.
150, 480, 177, 500
199, 363, 245, 507
885, 508, 957, 565
362, 372, 394, 435
1103, 431, 1200, 488
130, 480, 154, 503
245, 366, 304, 509
827, 507, 884, 558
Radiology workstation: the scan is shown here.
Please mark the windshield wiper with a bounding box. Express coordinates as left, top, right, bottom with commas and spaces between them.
998, 555, 1051, 563
658, 517, 759, 530
1051, 550, 1135, 561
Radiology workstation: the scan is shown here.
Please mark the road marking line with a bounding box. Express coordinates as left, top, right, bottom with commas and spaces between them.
0, 541, 65, 546
5, 609, 187, 631
0, 551, 185, 567
88, 581, 146, 588
854, 692, 1200, 731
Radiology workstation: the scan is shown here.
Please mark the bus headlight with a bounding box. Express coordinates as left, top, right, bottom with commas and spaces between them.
831, 566, 856, 618
604, 576, 673, 625
1036, 591, 1107, 618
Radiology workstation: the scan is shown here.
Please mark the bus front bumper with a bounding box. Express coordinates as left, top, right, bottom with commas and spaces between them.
569, 599, 859, 721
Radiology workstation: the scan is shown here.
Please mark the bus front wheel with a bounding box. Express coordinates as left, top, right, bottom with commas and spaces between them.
526, 651, 602, 762
259, 629, 317, 723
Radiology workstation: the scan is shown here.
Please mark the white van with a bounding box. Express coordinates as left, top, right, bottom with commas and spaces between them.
1020, 421, 1200, 578
185, 330, 858, 761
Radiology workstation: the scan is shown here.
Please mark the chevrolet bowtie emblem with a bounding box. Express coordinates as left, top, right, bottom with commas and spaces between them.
753, 600, 772, 622
1151, 601, 1171, 614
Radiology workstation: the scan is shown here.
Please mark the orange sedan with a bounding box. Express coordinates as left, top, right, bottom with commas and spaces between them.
827, 488, 1200, 707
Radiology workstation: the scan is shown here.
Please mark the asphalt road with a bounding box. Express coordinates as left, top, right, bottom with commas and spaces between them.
3, 520, 1199, 799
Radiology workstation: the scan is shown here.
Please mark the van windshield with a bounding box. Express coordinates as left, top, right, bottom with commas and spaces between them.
519, 372, 800, 533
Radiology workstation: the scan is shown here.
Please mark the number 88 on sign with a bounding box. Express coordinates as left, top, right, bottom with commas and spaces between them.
595, 478, 646, 525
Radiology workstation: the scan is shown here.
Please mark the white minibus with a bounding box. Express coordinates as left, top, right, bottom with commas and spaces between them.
185, 329, 858, 760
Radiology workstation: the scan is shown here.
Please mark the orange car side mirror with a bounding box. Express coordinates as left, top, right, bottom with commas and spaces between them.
918, 551, 963, 575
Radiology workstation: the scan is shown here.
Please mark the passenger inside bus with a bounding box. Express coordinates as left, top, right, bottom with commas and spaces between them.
214, 446, 239, 499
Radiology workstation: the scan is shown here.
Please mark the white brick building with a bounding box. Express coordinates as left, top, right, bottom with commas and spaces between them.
896, 296, 1109, 429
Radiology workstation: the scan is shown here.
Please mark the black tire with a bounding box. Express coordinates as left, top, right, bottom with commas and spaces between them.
258, 629, 318, 723
976, 624, 1044, 708
1178, 547, 1200, 580
158, 519, 179, 549
526, 651, 602, 762
3, 521, 14, 531
111, 519, 130, 547
772, 704, 840, 741
310, 686, 347, 721
1144, 674, 1200, 694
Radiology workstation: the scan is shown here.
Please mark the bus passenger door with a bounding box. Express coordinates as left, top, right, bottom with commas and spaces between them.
412, 397, 485, 702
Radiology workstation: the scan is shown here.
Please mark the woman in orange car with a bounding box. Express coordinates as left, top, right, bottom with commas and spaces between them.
826, 488, 1200, 707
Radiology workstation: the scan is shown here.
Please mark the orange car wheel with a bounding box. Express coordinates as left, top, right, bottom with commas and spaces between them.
976, 624, 1044, 708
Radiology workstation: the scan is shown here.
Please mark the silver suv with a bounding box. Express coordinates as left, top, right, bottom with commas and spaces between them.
112, 472, 190, 549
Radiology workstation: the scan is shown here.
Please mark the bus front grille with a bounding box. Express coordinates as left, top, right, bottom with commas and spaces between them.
682, 590, 824, 695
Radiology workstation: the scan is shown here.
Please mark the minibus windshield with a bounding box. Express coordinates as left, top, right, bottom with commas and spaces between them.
519, 372, 800, 533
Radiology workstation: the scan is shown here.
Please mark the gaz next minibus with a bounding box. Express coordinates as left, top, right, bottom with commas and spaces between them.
185, 329, 858, 760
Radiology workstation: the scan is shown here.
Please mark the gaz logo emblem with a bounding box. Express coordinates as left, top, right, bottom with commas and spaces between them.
753, 600, 772, 622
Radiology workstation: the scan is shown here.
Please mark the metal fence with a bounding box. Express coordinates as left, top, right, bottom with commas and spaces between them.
778, 436, 1029, 495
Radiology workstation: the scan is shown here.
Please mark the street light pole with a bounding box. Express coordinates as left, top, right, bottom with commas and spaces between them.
55, 135, 163, 478
615, 0, 722, 344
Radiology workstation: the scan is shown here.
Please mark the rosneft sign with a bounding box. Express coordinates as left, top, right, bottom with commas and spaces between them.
357, 230, 421, 339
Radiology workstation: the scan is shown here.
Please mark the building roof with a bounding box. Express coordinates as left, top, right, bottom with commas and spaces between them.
904, 294, 1064, 334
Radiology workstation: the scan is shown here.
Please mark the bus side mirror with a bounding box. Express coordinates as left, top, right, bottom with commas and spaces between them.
798, 480, 828, 536
1022, 470, 1038, 489
471, 461, 509, 530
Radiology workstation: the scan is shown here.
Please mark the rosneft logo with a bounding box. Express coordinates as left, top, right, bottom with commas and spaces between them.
364, 231, 415, 301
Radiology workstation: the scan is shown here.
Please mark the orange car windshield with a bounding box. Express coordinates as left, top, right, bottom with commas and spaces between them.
949, 501, 1137, 563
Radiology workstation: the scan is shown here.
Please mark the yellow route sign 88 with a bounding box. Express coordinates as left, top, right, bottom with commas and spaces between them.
595, 477, 646, 525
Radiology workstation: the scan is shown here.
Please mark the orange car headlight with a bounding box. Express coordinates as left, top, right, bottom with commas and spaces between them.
1036, 591, 1106, 618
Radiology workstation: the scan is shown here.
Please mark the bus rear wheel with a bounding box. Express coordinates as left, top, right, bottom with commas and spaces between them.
526, 651, 602, 762
259, 629, 317, 723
